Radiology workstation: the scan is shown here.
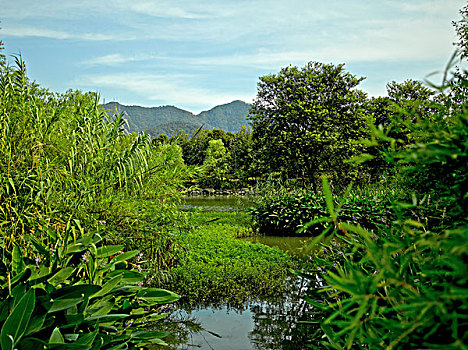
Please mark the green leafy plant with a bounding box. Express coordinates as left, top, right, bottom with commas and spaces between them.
302, 70, 468, 349
248, 185, 393, 236
0, 53, 184, 348
0, 221, 179, 349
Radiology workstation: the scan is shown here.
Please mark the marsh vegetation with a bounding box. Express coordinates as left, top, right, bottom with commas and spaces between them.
1, 5, 467, 349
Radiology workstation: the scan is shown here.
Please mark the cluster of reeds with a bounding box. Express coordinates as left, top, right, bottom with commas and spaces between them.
0, 55, 187, 348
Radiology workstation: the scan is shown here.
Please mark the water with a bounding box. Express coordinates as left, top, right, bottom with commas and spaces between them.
154, 277, 315, 350
164, 196, 317, 349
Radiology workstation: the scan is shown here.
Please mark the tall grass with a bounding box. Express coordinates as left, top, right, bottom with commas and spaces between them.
0, 55, 187, 348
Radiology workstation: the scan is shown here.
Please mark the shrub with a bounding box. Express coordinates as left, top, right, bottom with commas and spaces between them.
303, 72, 468, 348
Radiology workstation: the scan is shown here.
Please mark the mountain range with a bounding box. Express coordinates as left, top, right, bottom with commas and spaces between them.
102, 100, 251, 137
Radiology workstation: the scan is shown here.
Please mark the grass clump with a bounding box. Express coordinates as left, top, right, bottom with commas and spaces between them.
163, 211, 300, 305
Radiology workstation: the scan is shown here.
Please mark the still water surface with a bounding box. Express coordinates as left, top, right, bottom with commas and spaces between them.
164, 196, 315, 349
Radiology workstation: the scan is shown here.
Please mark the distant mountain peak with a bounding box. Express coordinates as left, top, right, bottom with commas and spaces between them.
102, 100, 251, 137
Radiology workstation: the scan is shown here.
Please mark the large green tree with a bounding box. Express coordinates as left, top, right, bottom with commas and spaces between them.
248, 61, 368, 187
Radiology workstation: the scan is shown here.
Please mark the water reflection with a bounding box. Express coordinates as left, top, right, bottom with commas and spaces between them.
152, 276, 318, 350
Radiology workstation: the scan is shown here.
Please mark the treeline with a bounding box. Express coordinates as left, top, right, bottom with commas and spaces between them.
153, 126, 255, 187
153, 74, 445, 190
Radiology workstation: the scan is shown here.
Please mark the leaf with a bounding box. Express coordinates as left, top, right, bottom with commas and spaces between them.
130, 330, 170, 340
49, 327, 64, 344
50, 285, 101, 300
74, 329, 98, 347
112, 250, 140, 263
96, 245, 124, 258
24, 311, 47, 336
90, 274, 122, 298
12, 245, 23, 275
84, 314, 129, 322
48, 297, 84, 314
47, 267, 75, 286
0, 289, 35, 350
321, 176, 336, 221
137, 288, 180, 304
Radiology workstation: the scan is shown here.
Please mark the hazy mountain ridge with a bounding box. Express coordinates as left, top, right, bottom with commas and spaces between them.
102, 100, 251, 137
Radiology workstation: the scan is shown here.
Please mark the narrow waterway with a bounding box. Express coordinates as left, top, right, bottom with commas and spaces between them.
160, 196, 316, 350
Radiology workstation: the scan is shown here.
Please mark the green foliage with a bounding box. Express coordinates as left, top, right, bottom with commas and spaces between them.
163, 212, 297, 305
453, 4, 468, 60
0, 55, 185, 348
0, 223, 179, 349
199, 139, 230, 188
249, 186, 393, 236
303, 70, 468, 348
248, 62, 368, 187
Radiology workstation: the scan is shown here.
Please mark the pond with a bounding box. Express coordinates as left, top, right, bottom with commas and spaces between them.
165, 196, 317, 349
154, 277, 317, 350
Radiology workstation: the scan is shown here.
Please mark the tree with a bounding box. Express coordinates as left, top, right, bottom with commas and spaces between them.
201, 139, 230, 188
386, 79, 435, 121
230, 126, 254, 179
248, 61, 368, 188
453, 4, 468, 60
448, 4, 468, 107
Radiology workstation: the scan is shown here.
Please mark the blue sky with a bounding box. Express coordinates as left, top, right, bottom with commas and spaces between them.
1, 0, 465, 113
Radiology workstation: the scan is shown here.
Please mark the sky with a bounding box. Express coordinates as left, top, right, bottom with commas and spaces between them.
1, 0, 465, 114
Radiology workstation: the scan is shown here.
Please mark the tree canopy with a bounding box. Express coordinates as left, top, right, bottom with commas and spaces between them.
248, 61, 368, 186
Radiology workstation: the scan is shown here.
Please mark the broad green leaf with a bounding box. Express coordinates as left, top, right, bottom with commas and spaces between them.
87, 296, 114, 317
110, 270, 144, 285
321, 175, 336, 221
24, 311, 47, 336
112, 250, 140, 263
84, 314, 129, 322
96, 245, 124, 258
90, 274, 122, 298
130, 330, 170, 340
12, 245, 23, 275
149, 313, 168, 321
50, 285, 100, 300
7, 268, 31, 289
65, 243, 86, 255
49, 298, 84, 314
47, 267, 75, 286
0, 289, 35, 350
137, 288, 180, 304
74, 329, 98, 347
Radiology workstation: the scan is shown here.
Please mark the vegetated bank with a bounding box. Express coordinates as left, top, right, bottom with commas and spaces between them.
161, 208, 310, 306
0, 50, 188, 348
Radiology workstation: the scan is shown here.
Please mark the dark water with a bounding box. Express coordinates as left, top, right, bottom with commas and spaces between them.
163, 196, 316, 349
154, 277, 315, 350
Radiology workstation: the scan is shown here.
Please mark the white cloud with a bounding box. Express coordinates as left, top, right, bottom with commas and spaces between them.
81, 53, 165, 66
1, 25, 127, 41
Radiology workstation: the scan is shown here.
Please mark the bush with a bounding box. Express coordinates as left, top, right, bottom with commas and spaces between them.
303, 72, 468, 348
249, 187, 393, 236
